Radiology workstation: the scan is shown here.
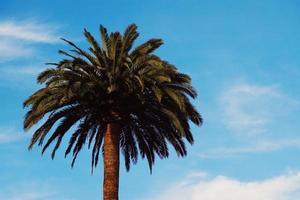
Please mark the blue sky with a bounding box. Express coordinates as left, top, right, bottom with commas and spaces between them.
1, 0, 300, 199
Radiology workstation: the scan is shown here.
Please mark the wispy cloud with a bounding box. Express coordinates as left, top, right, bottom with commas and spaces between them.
0, 65, 45, 76
1, 191, 54, 200
0, 19, 60, 60
0, 39, 33, 59
0, 65, 46, 87
0, 181, 67, 200
0, 20, 59, 43
0, 127, 28, 144
199, 138, 300, 159
148, 170, 300, 200
220, 83, 299, 136
202, 83, 300, 158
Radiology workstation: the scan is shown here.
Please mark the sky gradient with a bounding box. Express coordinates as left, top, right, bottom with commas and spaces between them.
1, 0, 300, 199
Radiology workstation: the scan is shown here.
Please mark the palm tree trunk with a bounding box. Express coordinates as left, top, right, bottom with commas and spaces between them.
103, 123, 120, 200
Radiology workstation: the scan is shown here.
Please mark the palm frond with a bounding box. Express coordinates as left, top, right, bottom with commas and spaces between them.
24, 23, 202, 174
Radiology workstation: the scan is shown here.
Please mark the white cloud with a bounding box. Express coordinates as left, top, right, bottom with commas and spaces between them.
0, 182, 63, 200
201, 83, 300, 158
0, 19, 59, 60
0, 127, 27, 144
0, 65, 46, 87
0, 65, 45, 76
0, 20, 59, 43
220, 83, 299, 136
2, 191, 54, 200
149, 171, 300, 200
199, 138, 300, 159
0, 19, 58, 84
0, 39, 33, 59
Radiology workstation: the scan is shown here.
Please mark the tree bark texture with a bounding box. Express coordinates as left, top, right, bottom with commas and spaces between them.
103, 123, 120, 200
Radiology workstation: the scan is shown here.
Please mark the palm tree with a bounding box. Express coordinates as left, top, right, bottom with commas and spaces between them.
23, 24, 202, 200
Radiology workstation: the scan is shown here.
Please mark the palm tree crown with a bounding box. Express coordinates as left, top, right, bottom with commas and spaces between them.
24, 24, 202, 173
